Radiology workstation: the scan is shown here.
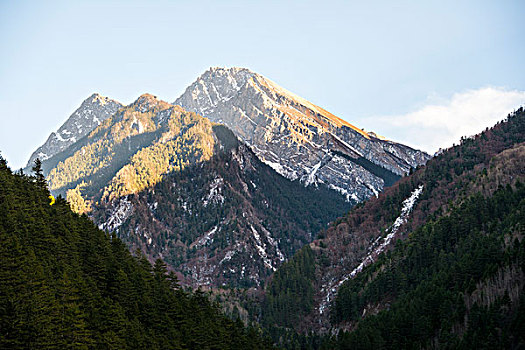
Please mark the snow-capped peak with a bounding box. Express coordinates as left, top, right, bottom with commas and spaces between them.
175, 67, 430, 203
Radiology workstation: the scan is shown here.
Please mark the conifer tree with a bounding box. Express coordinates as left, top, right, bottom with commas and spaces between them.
31, 158, 47, 189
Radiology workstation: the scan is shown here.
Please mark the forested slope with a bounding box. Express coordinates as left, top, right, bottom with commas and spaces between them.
332, 174, 525, 349
0, 156, 273, 349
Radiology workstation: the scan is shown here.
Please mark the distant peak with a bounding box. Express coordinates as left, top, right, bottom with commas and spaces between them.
182, 67, 371, 139
86, 93, 120, 107
187, 67, 256, 92
137, 93, 158, 100
208, 66, 251, 72
132, 93, 171, 111
204, 66, 255, 77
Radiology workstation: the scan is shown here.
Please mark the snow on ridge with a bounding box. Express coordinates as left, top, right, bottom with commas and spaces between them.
27, 93, 123, 167
331, 133, 364, 157
318, 184, 424, 315
328, 184, 361, 203
261, 159, 286, 176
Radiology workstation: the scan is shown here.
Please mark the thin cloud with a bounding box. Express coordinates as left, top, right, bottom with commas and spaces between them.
364, 87, 525, 154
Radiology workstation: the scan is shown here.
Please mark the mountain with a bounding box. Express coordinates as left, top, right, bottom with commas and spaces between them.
41, 93, 350, 288
26, 93, 122, 168
260, 108, 525, 348
0, 155, 274, 349
175, 67, 430, 202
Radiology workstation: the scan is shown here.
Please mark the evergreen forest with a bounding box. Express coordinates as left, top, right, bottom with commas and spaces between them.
0, 156, 273, 349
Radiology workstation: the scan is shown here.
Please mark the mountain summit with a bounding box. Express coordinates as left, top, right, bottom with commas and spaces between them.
26, 93, 122, 167
175, 67, 430, 202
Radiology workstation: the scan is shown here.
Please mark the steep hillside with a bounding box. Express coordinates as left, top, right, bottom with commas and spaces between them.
41, 94, 350, 288
0, 155, 274, 349
261, 107, 525, 346
330, 155, 525, 349
26, 93, 122, 168
175, 67, 430, 201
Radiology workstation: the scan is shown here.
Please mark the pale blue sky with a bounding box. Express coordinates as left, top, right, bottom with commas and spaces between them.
1, 0, 524, 168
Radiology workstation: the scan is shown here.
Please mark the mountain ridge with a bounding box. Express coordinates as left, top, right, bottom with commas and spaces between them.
24, 69, 430, 290
38, 93, 350, 288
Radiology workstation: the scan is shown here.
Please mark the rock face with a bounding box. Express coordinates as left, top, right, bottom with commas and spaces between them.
175, 67, 430, 202
26, 93, 122, 167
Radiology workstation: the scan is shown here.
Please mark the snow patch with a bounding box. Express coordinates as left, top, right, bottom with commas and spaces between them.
250, 225, 275, 271
237, 108, 258, 126
36, 151, 49, 161
219, 250, 237, 265
366, 184, 379, 198
54, 132, 65, 142
304, 160, 322, 187
99, 196, 133, 232
203, 177, 225, 206
148, 201, 158, 212
131, 115, 144, 133
195, 225, 218, 248
260, 225, 285, 262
